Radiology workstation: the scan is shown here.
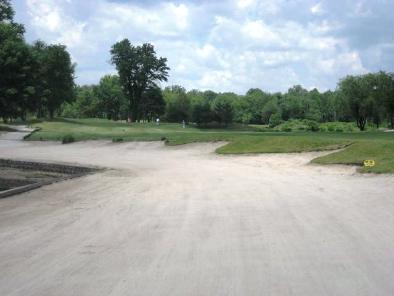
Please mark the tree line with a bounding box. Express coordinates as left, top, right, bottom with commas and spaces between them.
63, 72, 394, 131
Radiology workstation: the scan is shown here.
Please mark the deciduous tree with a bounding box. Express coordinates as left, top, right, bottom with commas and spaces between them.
110, 40, 169, 122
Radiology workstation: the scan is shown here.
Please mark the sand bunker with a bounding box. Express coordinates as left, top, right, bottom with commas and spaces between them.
0, 138, 393, 295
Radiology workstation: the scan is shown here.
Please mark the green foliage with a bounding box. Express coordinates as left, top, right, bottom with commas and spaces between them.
305, 120, 320, 132
233, 88, 270, 124
140, 86, 166, 121
212, 95, 234, 126
61, 134, 75, 144
192, 99, 214, 126
320, 122, 357, 132
163, 86, 191, 122
262, 97, 279, 124
110, 40, 169, 122
269, 113, 282, 127
95, 75, 126, 120
338, 72, 394, 131
0, 1, 75, 122
112, 137, 124, 142
34, 43, 75, 118
0, 0, 14, 22
0, 13, 34, 120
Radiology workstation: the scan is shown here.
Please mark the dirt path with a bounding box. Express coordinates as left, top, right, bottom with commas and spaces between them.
0, 139, 393, 296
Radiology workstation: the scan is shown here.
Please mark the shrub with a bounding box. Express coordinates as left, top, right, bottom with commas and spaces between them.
62, 134, 75, 144
112, 137, 124, 142
345, 125, 354, 132
281, 124, 292, 132
305, 120, 320, 132
327, 125, 335, 132
269, 113, 282, 127
335, 128, 344, 132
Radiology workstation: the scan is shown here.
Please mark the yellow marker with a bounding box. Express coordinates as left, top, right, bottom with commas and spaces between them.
363, 160, 375, 167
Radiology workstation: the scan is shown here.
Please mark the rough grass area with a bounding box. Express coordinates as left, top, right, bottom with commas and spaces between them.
24, 118, 394, 173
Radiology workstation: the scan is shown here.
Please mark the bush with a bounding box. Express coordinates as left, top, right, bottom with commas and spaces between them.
305, 120, 320, 132
269, 113, 282, 127
62, 134, 75, 144
345, 125, 354, 132
112, 137, 124, 142
327, 125, 335, 132
320, 122, 357, 133
280, 124, 292, 132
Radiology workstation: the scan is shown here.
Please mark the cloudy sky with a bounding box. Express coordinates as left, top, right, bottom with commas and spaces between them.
12, 0, 394, 94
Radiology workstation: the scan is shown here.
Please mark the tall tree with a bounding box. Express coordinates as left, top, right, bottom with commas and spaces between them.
0, 0, 14, 22
0, 0, 36, 121
375, 71, 394, 128
140, 87, 166, 121
192, 99, 214, 126
110, 40, 169, 122
62, 85, 103, 119
261, 97, 280, 124
30, 42, 75, 118
43, 44, 75, 118
213, 95, 234, 126
339, 75, 372, 131
164, 86, 191, 122
95, 75, 126, 120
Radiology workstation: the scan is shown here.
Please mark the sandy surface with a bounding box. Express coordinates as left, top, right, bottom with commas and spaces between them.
0, 134, 394, 296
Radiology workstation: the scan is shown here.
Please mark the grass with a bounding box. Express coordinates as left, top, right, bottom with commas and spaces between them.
16, 117, 394, 173
312, 141, 394, 173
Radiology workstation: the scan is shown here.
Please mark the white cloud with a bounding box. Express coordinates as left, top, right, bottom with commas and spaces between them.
242, 20, 282, 45
311, 2, 324, 15
26, 0, 86, 49
21, 0, 388, 93
315, 52, 366, 75
237, 0, 255, 9
354, 1, 372, 17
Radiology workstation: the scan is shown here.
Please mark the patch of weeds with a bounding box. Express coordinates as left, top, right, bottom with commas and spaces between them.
112, 137, 124, 142
62, 134, 75, 144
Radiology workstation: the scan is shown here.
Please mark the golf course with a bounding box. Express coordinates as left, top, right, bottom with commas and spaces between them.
2, 0, 394, 295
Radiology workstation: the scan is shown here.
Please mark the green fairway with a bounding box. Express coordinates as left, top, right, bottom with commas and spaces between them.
25, 118, 394, 173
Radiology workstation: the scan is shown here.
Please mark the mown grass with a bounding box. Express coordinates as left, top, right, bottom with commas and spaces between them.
21, 118, 394, 173
312, 141, 394, 173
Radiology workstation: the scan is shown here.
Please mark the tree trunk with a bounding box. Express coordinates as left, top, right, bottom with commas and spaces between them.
49, 108, 54, 119
357, 117, 366, 131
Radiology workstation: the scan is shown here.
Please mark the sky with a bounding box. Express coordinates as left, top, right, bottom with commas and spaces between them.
12, 0, 394, 94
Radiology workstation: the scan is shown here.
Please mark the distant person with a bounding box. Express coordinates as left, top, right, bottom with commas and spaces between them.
182, 120, 186, 128
156, 118, 160, 125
